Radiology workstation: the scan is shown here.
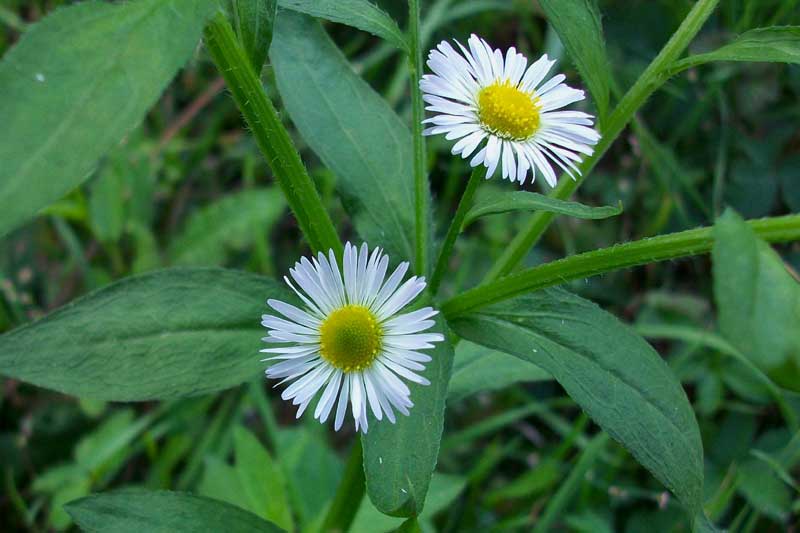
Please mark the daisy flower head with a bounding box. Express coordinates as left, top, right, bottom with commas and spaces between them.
261, 243, 443, 433
420, 34, 601, 187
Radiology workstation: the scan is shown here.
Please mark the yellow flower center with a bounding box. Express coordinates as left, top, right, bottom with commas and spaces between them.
319, 305, 382, 372
477, 80, 541, 140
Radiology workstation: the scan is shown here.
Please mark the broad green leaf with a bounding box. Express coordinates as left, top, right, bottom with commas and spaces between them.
362, 317, 455, 516
737, 458, 791, 521
271, 11, 416, 261
0, 268, 288, 401
538, 0, 612, 118
66, 490, 285, 533
712, 210, 800, 392
278, 0, 409, 52
350, 474, 466, 533
229, 0, 277, 72
448, 340, 551, 402
463, 190, 621, 228
0, 0, 216, 238
674, 27, 800, 72
233, 426, 293, 531
449, 288, 704, 512
169, 188, 286, 266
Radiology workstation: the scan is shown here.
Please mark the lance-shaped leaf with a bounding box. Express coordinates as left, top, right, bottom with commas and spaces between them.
0, 0, 216, 237
361, 317, 455, 516
270, 11, 416, 261
278, 0, 408, 52
673, 26, 800, 72
539, 0, 612, 119
463, 190, 621, 228
0, 268, 285, 401
448, 288, 704, 513
66, 490, 285, 532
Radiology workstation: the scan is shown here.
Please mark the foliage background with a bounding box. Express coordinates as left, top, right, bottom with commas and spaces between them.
1, 0, 799, 531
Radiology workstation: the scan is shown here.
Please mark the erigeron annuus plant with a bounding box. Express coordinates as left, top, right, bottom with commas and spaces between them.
1, 0, 800, 531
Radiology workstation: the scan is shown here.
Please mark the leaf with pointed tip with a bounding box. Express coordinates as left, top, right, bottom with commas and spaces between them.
463, 190, 621, 228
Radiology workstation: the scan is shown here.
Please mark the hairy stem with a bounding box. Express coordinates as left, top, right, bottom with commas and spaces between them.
408, 0, 430, 277
442, 213, 800, 317
320, 440, 365, 533
204, 13, 341, 256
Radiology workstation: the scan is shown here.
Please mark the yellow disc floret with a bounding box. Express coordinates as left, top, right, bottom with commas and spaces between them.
477, 81, 541, 140
319, 305, 382, 372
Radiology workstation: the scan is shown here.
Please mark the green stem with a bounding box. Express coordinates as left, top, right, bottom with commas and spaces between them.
204, 13, 341, 256
483, 0, 720, 281
408, 0, 429, 276
320, 440, 365, 533
442, 213, 800, 317
430, 167, 483, 295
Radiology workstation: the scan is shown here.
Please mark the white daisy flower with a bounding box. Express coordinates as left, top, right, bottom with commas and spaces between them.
420, 34, 601, 187
261, 242, 443, 433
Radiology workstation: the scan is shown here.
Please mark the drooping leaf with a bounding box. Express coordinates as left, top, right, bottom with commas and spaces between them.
169, 188, 286, 266
66, 490, 285, 533
232, 426, 293, 531
0, 268, 287, 401
229, 0, 277, 72
463, 190, 621, 228
449, 288, 704, 513
361, 317, 455, 516
277, 0, 408, 52
712, 209, 800, 392
448, 340, 551, 402
0, 0, 216, 238
674, 27, 800, 72
271, 11, 416, 262
538, 0, 612, 118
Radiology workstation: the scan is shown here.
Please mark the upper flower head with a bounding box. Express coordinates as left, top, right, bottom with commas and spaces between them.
261, 243, 443, 433
420, 34, 601, 186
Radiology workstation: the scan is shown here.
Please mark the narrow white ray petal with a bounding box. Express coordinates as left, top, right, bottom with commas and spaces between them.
334, 374, 351, 431
316, 370, 342, 423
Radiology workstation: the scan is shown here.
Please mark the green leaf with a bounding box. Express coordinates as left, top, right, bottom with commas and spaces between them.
66, 490, 285, 532
712, 210, 800, 392
448, 340, 551, 402
674, 27, 800, 72
350, 474, 466, 533
232, 426, 293, 531
538, 0, 612, 118
448, 288, 704, 512
169, 188, 286, 266
0, 268, 287, 401
463, 190, 621, 228
198, 457, 251, 511
271, 11, 415, 261
277, 0, 409, 52
0, 0, 216, 238
229, 0, 277, 72
361, 316, 455, 516
89, 169, 125, 244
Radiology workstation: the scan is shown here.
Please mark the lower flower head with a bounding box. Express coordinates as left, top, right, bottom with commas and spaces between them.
420, 34, 601, 186
261, 243, 443, 433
